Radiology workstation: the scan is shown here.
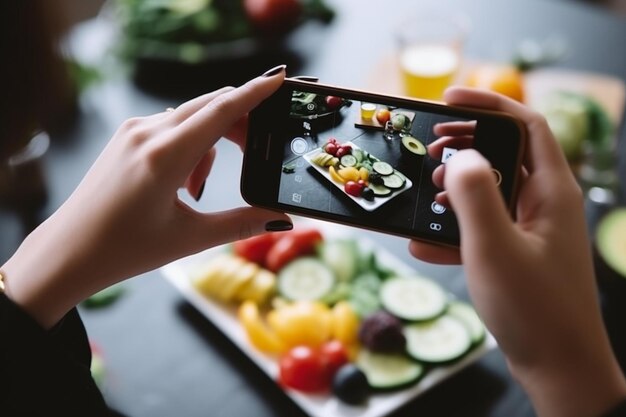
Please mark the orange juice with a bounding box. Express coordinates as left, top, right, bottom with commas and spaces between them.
360, 102, 376, 119
400, 44, 459, 100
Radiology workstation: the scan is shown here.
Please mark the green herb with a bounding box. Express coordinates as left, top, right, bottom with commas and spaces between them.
282, 164, 296, 173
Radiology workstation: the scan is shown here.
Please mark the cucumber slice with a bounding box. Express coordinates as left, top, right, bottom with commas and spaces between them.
447, 301, 486, 344
318, 239, 359, 282
393, 170, 408, 181
382, 173, 406, 190
372, 161, 394, 176
356, 349, 424, 391
368, 183, 391, 197
340, 155, 357, 167
278, 257, 335, 301
404, 315, 472, 363
380, 276, 447, 321
352, 149, 365, 163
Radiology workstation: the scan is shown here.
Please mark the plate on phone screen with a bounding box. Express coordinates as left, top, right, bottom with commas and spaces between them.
302, 142, 413, 212
161, 220, 496, 417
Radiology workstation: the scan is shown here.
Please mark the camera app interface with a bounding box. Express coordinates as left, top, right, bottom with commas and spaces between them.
277, 89, 477, 241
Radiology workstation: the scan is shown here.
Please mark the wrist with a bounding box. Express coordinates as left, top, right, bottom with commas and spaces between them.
510, 341, 626, 417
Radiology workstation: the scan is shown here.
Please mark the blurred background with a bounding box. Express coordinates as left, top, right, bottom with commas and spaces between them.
1, 0, 626, 416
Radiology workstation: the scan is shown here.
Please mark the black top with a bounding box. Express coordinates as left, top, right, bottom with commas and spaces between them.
0, 294, 111, 417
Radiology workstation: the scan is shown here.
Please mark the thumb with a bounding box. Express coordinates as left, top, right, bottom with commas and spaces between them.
445, 150, 515, 250
196, 207, 292, 247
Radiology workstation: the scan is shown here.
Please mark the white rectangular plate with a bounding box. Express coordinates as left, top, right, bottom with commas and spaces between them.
302, 142, 413, 212
161, 221, 496, 417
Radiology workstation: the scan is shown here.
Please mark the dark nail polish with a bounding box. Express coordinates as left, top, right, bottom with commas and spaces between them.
265, 220, 293, 232
194, 180, 206, 201
262, 64, 286, 77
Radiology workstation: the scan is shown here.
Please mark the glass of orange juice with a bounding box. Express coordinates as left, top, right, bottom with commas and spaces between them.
396, 11, 469, 101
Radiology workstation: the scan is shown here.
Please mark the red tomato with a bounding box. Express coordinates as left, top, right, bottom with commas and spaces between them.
265, 229, 324, 272
344, 181, 363, 197
328, 137, 337, 144
325, 96, 342, 109
320, 340, 349, 376
233, 233, 280, 266
335, 147, 348, 158
279, 346, 330, 392
243, 0, 302, 33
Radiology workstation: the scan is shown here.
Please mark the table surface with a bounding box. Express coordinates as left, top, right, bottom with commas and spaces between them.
1, 1, 626, 416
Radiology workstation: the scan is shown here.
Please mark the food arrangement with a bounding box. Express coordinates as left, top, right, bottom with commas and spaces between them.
307, 138, 411, 204
115, 0, 334, 63
188, 227, 488, 406
290, 92, 351, 119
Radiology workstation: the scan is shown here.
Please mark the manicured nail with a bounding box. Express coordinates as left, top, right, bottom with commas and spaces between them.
194, 180, 206, 201
262, 64, 286, 77
265, 220, 293, 232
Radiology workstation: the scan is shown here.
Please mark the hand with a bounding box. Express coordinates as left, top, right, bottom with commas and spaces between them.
2, 67, 291, 329
410, 87, 626, 417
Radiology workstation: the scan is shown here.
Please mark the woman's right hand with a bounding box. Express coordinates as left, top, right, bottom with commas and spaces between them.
409, 87, 626, 417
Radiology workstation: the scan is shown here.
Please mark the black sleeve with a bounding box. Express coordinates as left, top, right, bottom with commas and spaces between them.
0, 293, 111, 417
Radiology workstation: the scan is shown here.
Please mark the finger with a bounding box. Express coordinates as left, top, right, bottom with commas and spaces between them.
444, 149, 515, 250
428, 135, 475, 160
432, 164, 445, 189
184, 148, 216, 200
167, 87, 235, 123
190, 207, 292, 248
408, 240, 461, 265
223, 114, 249, 151
434, 191, 450, 208
171, 67, 286, 163
442, 86, 568, 175
433, 120, 476, 137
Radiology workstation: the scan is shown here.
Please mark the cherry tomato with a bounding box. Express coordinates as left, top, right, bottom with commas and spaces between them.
340, 145, 352, 153
325, 96, 343, 109
344, 181, 363, 197
320, 340, 350, 376
279, 346, 330, 392
265, 229, 324, 272
335, 147, 348, 158
233, 233, 283, 266
328, 137, 337, 144
324, 142, 338, 156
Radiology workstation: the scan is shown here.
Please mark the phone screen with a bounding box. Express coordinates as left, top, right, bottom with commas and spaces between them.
244, 80, 524, 246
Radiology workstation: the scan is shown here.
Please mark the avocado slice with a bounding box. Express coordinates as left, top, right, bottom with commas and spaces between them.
401, 136, 427, 156
596, 208, 626, 279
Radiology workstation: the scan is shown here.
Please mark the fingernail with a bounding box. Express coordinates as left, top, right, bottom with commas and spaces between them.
194, 180, 206, 201
265, 220, 293, 232
262, 64, 286, 77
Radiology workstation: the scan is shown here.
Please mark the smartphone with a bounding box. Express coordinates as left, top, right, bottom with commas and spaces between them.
242, 78, 526, 246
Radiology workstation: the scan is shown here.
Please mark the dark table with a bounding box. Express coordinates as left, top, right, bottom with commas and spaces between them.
1, 1, 625, 416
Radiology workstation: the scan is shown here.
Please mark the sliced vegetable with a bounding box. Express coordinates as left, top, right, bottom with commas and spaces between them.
372, 161, 394, 176
380, 276, 447, 321
265, 229, 324, 272
318, 239, 360, 282
267, 301, 332, 348
404, 315, 472, 363
382, 173, 406, 190
447, 301, 486, 344
278, 257, 335, 301
238, 301, 285, 354
233, 233, 280, 266
331, 301, 360, 345
329, 165, 346, 184
340, 154, 357, 167
368, 183, 392, 197
356, 349, 424, 391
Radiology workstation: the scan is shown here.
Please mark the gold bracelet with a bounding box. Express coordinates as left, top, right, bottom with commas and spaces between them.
0, 272, 5, 294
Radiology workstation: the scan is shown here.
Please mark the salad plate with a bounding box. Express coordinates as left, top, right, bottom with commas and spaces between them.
161, 221, 496, 417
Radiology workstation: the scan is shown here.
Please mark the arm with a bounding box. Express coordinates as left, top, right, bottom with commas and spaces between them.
410, 87, 626, 417
1, 66, 290, 330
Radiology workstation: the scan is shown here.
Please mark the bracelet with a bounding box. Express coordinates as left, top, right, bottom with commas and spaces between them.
0, 271, 4, 293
